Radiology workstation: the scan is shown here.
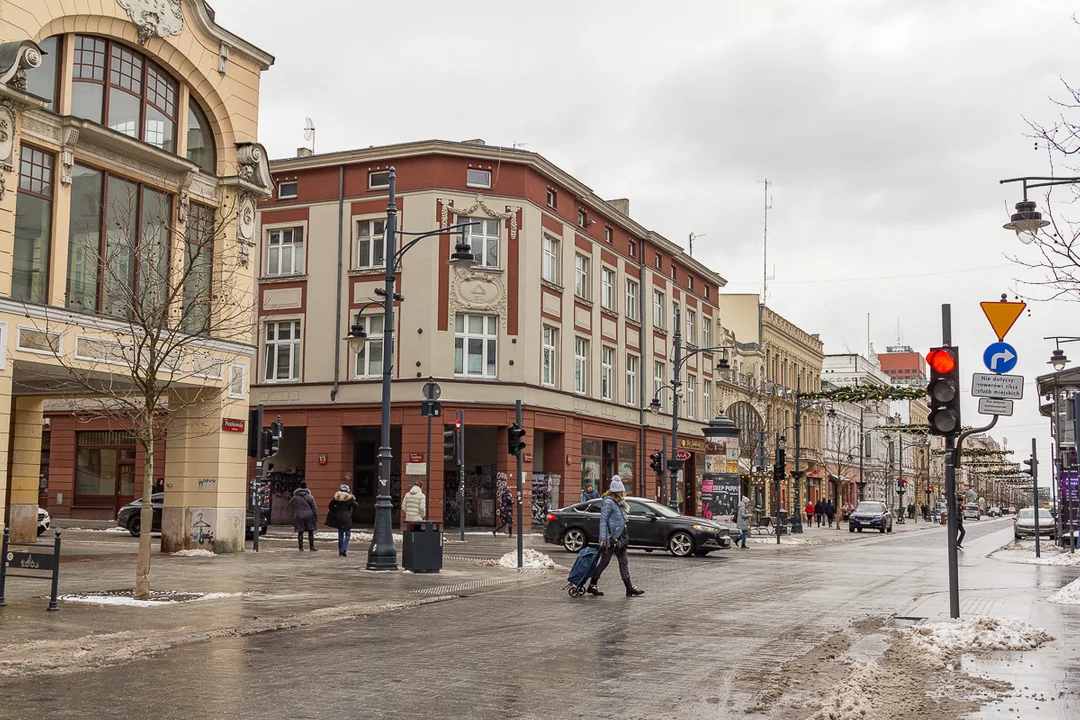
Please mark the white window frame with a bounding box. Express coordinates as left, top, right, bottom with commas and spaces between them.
542, 234, 559, 284
626, 279, 639, 321
574, 337, 588, 394
655, 252, 662, 270
686, 308, 696, 345
686, 376, 696, 420
702, 316, 711, 347
628, 239, 636, 258
653, 290, 665, 329
702, 381, 711, 419
355, 218, 386, 269
368, 170, 390, 190
461, 216, 500, 269
626, 354, 638, 406
541, 325, 558, 387
574, 254, 590, 300
264, 319, 302, 382
546, 188, 557, 208
601, 266, 616, 311
654, 361, 666, 413
466, 168, 492, 189
353, 314, 385, 378
277, 181, 297, 199
265, 226, 304, 277
604, 227, 612, 244
228, 363, 247, 399
577, 209, 587, 228
601, 346, 615, 401
454, 314, 499, 378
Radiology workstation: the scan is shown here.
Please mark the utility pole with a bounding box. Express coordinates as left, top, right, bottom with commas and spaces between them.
791, 379, 804, 534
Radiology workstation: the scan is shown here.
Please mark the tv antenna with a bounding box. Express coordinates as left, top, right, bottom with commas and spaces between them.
759, 178, 773, 304
688, 232, 706, 258
303, 117, 316, 154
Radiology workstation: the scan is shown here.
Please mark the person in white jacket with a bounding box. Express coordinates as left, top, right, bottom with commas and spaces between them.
403, 483, 427, 522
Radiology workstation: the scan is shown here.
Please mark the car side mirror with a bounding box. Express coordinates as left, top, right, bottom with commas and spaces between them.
647, 512, 659, 520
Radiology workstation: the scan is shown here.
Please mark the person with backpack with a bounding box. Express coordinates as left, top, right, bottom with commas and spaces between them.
290, 481, 318, 552
328, 484, 359, 556
586, 476, 644, 597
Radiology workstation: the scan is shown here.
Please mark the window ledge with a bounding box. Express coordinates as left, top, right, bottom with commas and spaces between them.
348, 268, 386, 278
259, 274, 308, 284
541, 279, 563, 293
625, 317, 641, 327
472, 266, 504, 273
600, 307, 619, 320
574, 295, 593, 307
653, 326, 668, 335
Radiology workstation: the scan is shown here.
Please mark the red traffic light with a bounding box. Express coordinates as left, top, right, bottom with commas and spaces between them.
926, 348, 956, 373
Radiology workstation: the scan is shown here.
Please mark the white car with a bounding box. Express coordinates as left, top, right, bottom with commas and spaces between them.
37, 507, 51, 536
963, 504, 981, 521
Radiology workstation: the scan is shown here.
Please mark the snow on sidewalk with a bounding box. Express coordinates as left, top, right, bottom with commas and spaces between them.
478, 548, 557, 569
313, 530, 403, 542
171, 549, 216, 558
1047, 576, 1080, 605
903, 617, 1053, 662
58, 591, 240, 607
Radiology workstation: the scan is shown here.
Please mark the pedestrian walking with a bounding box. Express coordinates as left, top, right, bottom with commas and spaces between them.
403, 482, 426, 522
290, 481, 318, 552
814, 498, 824, 527
328, 484, 359, 556
804, 499, 815, 528
581, 484, 600, 503
736, 496, 751, 549
826, 499, 836, 528
494, 486, 514, 537
152, 477, 164, 495
586, 476, 644, 597
955, 496, 966, 549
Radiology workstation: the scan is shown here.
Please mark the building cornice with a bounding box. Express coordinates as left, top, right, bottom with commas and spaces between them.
187, 1, 275, 70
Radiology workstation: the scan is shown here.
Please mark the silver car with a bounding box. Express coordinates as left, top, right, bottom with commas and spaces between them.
1014, 508, 1055, 540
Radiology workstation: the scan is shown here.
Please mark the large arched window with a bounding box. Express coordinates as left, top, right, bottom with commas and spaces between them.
186, 100, 215, 173
71, 36, 178, 153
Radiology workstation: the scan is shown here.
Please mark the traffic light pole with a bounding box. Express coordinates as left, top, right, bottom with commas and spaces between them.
458, 410, 465, 542
940, 303, 961, 619
668, 306, 682, 512
791, 381, 804, 535
253, 404, 264, 553
774, 435, 784, 546
661, 434, 667, 504
516, 400, 524, 570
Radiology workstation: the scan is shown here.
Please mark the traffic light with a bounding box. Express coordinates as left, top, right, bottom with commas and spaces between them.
1023, 455, 1037, 477
649, 451, 663, 473
508, 422, 527, 456
926, 347, 961, 436
444, 419, 462, 466
247, 407, 260, 458
261, 419, 283, 459
773, 448, 786, 482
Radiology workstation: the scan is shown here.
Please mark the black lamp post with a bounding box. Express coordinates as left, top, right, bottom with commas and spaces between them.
999, 176, 1080, 243
345, 168, 478, 570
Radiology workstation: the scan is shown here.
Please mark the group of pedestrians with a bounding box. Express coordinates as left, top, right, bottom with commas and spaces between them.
288, 480, 429, 556
804, 497, 837, 527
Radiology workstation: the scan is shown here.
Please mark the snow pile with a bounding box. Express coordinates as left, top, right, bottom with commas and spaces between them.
811, 660, 876, 720
62, 526, 130, 533
1047, 576, 1080, 605
480, 548, 557, 569
904, 617, 1053, 660
171, 549, 215, 558
58, 591, 239, 607
1028, 551, 1080, 567
314, 530, 402, 542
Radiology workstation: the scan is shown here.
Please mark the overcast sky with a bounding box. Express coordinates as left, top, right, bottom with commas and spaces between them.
217, 0, 1078, 487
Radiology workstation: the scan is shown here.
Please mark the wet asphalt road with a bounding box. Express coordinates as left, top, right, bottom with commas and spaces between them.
2, 519, 1075, 720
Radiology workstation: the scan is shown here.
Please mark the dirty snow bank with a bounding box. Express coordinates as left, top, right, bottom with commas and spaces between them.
58, 591, 240, 607
478, 548, 557, 569
1047, 576, 1080, 605
313, 530, 402, 542
904, 617, 1053, 659
171, 549, 215, 558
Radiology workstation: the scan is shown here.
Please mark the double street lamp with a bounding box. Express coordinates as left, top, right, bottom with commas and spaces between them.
343, 167, 479, 571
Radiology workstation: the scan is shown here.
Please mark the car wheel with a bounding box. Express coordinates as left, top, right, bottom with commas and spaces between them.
128, 517, 141, 537
1014, 534, 1021, 540
886, 525, 893, 533
37, 525, 46, 537
849, 525, 855, 533
668, 531, 694, 557
562, 528, 586, 553
857, 527, 863, 532
879, 525, 886, 533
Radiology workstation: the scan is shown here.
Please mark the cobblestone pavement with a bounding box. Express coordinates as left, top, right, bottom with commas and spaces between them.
1, 518, 1076, 719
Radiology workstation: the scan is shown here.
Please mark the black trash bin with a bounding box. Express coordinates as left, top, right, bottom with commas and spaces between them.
402, 521, 443, 573
777, 509, 790, 535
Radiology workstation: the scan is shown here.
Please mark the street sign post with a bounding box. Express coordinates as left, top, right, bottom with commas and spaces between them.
971, 373, 1024, 399
982, 342, 1018, 374
977, 397, 1014, 416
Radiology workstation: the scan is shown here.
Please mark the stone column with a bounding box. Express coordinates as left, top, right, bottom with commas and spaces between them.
7, 396, 43, 543
161, 389, 248, 553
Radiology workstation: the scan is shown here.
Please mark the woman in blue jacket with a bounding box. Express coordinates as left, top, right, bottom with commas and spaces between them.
587, 476, 645, 597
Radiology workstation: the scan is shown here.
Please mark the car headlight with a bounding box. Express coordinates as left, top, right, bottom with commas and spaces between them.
692, 524, 716, 533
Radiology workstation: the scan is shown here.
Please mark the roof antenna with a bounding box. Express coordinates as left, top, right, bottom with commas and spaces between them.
303, 117, 316, 154
688, 232, 706, 257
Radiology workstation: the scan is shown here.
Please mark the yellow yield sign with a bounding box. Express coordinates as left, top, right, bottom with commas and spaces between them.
980, 299, 1026, 342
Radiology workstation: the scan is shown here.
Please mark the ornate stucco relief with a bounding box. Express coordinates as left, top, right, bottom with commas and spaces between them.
448, 266, 508, 329
117, 1, 185, 46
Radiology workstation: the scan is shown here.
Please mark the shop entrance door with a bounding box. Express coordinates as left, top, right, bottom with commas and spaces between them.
602, 441, 618, 490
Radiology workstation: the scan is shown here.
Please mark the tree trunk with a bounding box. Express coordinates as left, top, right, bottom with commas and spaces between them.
134, 429, 155, 601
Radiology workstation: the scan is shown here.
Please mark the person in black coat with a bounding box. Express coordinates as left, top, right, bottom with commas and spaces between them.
290, 481, 319, 552
955, 496, 966, 549
814, 498, 824, 527
328, 485, 359, 556
825, 499, 836, 528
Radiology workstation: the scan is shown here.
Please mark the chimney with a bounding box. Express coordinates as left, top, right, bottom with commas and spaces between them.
608, 198, 630, 216
462, 138, 486, 146
297, 147, 313, 158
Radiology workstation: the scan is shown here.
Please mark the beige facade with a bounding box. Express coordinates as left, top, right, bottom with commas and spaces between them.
0, 1, 273, 549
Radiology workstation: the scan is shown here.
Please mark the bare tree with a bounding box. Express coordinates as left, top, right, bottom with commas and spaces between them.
23, 179, 254, 600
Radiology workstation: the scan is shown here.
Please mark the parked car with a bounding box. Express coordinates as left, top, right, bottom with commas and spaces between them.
1013, 507, 1055, 540
117, 494, 269, 538
543, 496, 731, 557
848, 501, 893, 533
987, 507, 1002, 517
37, 507, 51, 536
1006, 506, 1016, 515
963, 504, 981, 521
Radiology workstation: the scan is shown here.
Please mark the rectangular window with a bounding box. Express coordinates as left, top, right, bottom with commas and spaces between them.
354, 314, 384, 377
686, 376, 696, 420
653, 290, 665, 329
688, 275, 694, 291
574, 254, 590, 299
628, 239, 636, 258
604, 227, 612, 244
546, 188, 557, 208
277, 181, 297, 199
26, 36, 60, 111
66, 165, 103, 313
601, 267, 615, 311
626, 279, 639, 321
368, 170, 390, 190
13, 146, 54, 305
577, 209, 587, 228
702, 316, 711, 347
466, 168, 491, 188
356, 219, 386, 269
601, 346, 614, 401
702, 382, 711, 419
181, 204, 214, 334
454, 314, 498, 378
626, 354, 638, 406
574, 338, 588, 394
541, 325, 557, 387
655, 252, 662, 270
463, 217, 500, 268
654, 362, 666, 413
264, 320, 301, 381
542, 235, 559, 283
266, 227, 304, 276
686, 309, 696, 345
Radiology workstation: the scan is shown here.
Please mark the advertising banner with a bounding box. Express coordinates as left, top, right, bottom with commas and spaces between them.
702, 437, 741, 520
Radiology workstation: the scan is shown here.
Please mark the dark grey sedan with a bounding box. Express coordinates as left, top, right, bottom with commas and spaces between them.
117, 493, 268, 538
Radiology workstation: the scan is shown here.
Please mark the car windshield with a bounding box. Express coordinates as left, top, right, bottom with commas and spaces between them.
1017, 509, 1052, 520
854, 502, 885, 514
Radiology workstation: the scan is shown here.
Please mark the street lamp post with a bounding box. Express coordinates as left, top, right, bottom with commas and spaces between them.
856, 406, 866, 502
344, 168, 478, 571
1044, 337, 1080, 550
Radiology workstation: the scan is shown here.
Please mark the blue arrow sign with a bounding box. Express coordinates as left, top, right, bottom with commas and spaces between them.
983, 342, 1018, 374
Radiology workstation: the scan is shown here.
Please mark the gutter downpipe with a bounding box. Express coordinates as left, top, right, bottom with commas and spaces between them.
330, 164, 345, 401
